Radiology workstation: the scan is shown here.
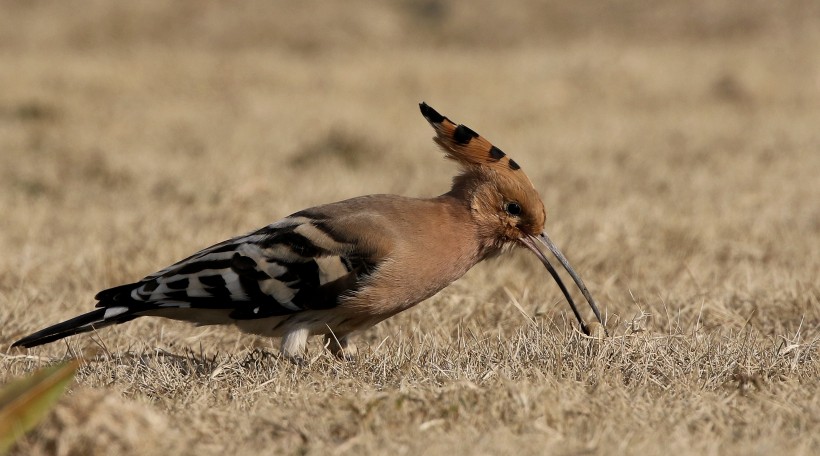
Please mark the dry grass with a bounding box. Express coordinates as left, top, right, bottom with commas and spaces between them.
1, 1, 819, 454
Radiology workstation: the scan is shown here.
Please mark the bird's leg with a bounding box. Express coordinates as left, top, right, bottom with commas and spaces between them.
280, 326, 310, 365
324, 333, 358, 361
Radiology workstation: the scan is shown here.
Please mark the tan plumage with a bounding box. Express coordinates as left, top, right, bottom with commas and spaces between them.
12, 103, 604, 362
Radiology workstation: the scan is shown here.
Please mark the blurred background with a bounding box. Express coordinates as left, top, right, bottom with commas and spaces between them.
1, 0, 818, 343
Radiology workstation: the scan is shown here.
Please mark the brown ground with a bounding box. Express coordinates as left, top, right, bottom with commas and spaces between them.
1, 1, 819, 455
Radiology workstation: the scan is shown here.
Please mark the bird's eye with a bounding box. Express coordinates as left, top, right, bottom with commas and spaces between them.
504, 202, 522, 216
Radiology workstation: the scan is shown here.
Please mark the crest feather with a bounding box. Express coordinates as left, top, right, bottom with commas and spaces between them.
419, 102, 522, 172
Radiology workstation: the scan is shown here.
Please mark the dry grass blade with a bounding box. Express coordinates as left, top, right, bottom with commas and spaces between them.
503, 287, 536, 327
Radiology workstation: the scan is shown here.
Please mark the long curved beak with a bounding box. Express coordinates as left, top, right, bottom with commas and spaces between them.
520, 232, 605, 335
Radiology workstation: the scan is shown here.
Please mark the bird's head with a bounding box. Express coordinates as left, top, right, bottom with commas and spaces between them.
419, 102, 605, 335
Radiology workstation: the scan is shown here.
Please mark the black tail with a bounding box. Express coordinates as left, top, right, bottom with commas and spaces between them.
11, 308, 139, 348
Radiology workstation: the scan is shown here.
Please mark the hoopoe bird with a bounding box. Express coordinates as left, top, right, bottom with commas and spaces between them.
12, 103, 604, 362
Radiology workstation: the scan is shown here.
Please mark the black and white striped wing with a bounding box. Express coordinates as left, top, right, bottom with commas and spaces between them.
94, 216, 376, 319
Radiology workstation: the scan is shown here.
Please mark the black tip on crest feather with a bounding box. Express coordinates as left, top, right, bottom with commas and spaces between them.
419, 102, 445, 123
453, 124, 479, 144
489, 146, 506, 160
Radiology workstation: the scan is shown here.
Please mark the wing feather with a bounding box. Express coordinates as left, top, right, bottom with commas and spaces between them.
94, 215, 383, 319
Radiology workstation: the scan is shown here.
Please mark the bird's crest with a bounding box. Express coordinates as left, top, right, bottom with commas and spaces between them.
419, 102, 524, 174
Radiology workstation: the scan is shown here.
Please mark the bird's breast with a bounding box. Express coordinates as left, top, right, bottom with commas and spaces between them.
342, 215, 483, 317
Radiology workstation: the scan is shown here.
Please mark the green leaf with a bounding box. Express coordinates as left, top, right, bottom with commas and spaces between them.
0, 361, 79, 455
